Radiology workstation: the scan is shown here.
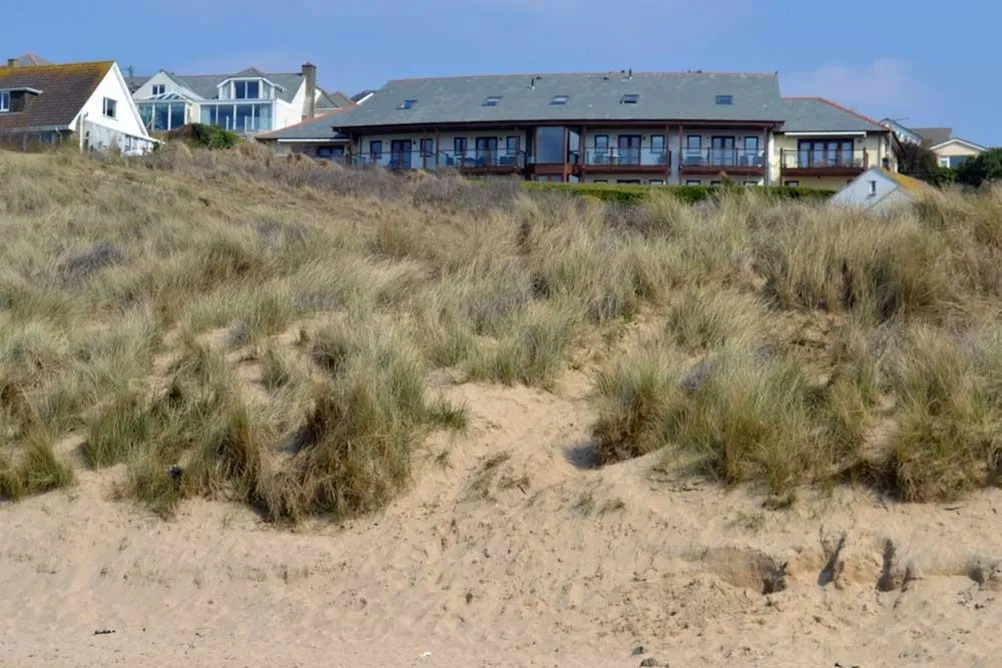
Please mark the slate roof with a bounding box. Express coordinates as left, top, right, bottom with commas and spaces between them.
912, 127, 952, 146
257, 110, 350, 142
0, 61, 113, 132
329, 71, 786, 129
779, 98, 886, 133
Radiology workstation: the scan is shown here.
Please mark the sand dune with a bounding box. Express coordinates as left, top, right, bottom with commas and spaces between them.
3, 372, 1002, 667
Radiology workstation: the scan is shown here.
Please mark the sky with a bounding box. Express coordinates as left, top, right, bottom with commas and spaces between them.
3, 1, 998, 145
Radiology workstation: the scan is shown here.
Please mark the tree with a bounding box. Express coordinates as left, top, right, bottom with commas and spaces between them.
894, 141, 940, 182
956, 148, 1002, 188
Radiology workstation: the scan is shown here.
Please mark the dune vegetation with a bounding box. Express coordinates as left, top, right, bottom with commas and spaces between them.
1, 143, 1001, 523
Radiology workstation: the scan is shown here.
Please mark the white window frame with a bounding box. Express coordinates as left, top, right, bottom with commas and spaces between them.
151, 84, 166, 96
685, 179, 701, 186
938, 157, 950, 168
102, 97, 117, 119
0, 90, 8, 112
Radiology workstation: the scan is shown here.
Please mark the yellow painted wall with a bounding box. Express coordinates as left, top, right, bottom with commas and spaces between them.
771, 133, 893, 183
933, 141, 981, 158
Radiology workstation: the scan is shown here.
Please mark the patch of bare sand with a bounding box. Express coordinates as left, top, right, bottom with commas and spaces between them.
3, 371, 1002, 667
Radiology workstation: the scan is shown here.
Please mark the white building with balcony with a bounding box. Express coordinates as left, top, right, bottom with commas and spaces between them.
128, 64, 353, 136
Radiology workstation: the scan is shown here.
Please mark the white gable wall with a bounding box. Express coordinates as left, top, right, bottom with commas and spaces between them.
830, 167, 912, 214
75, 64, 156, 155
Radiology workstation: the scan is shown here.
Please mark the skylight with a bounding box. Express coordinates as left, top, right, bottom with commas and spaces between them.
398, 99, 417, 110
715, 95, 733, 105
550, 95, 569, 105
483, 96, 501, 107
620, 94, 639, 104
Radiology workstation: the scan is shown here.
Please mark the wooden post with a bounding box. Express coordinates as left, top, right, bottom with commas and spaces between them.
435, 128, 440, 169
581, 125, 587, 174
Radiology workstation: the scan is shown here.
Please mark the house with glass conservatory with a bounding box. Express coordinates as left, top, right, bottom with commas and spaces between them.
128, 63, 353, 135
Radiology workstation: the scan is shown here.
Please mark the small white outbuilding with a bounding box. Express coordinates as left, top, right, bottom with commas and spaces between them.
829, 166, 933, 215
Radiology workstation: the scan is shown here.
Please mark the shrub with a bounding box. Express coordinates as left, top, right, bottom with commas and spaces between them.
166, 123, 240, 150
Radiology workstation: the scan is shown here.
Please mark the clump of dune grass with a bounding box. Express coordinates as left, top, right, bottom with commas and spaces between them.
880, 325, 1002, 501
0, 433, 75, 501
664, 287, 766, 351
265, 317, 466, 522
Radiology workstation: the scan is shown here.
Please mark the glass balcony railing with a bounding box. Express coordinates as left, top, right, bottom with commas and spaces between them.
781, 149, 867, 170
681, 148, 765, 168
350, 150, 525, 170
583, 148, 670, 167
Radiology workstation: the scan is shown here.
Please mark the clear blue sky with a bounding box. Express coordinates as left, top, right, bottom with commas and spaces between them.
4, 1, 998, 146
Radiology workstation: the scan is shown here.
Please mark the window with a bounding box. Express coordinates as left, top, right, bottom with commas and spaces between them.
649, 179, 665, 186
710, 180, 723, 186
550, 95, 569, 105
483, 96, 501, 107
593, 180, 608, 184
454, 137, 467, 155
152, 84, 165, 96
0, 91, 8, 112
868, 180, 878, 196
420, 138, 435, 157
370, 140, 382, 159
398, 99, 417, 109
938, 157, 950, 168
102, 97, 117, 119
785, 180, 799, 187
594, 135, 609, 150
686, 135, 702, 151
617, 179, 642, 184
716, 94, 733, 105
651, 134, 665, 155
234, 80, 260, 100
743, 181, 758, 187
506, 136, 519, 155
685, 179, 701, 186
620, 94, 639, 104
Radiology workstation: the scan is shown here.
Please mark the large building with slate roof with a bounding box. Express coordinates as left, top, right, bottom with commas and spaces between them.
263, 69, 896, 189
127, 63, 354, 136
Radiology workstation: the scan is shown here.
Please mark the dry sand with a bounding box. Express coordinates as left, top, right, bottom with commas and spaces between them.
3, 372, 1002, 667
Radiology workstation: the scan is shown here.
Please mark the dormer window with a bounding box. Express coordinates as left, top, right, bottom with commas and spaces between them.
235, 80, 260, 100
620, 94, 638, 104
0, 91, 8, 112
398, 99, 417, 109
715, 94, 733, 105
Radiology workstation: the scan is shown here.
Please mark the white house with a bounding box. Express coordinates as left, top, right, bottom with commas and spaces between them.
829, 166, 932, 215
0, 59, 156, 155
128, 63, 353, 136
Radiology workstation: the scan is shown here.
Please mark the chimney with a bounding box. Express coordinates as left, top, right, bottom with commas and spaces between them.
301, 62, 317, 120
6, 58, 16, 68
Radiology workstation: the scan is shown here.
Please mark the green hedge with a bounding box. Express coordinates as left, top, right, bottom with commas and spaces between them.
523, 182, 836, 204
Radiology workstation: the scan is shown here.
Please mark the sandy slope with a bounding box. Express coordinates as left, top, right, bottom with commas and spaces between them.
3, 373, 1002, 667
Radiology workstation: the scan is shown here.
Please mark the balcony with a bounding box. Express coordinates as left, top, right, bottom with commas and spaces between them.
680, 148, 765, 175
349, 150, 525, 173
579, 148, 671, 173
781, 149, 867, 176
